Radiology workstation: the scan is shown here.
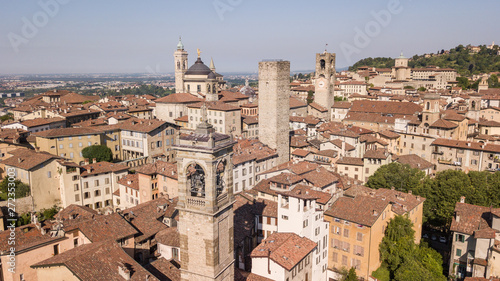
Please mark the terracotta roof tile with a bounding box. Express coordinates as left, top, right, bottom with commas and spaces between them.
144, 257, 180, 281
250, 232, 316, 271
32, 241, 159, 281
155, 93, 202, 104
118, 174, 139, 191
81, 161, 129, 177
2, 149, 61, 170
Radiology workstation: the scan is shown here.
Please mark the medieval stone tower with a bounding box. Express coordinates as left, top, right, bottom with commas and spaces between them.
174, 109, 235, 281
258, 60, 290, 165
314, 52, 336, 120
174, 37, 188, 93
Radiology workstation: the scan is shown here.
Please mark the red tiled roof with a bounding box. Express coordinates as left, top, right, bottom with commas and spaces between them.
118, 174, 139, 190
155, 93, 202, 104
2, 148, 61, 171
250, 232, 316, 271
430, 118, 458, 129
32, 241, 159, 281
81, 161, 128, 177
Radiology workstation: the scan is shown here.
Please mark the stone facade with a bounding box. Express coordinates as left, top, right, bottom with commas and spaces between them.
258, 60, 290, 165
315, 52, 336, 120
175, 120, 235, 281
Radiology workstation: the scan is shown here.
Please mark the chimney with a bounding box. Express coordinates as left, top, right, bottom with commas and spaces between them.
408, 190, 412, 195
117, 263, 131, 280
460, 196, 465, 203
456, 212, 460, 223
92, 158, 97, 163
84, 159, 89, 165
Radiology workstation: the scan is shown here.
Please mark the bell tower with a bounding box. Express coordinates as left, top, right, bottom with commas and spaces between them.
315, 51, 336, 120
174, 105, 236, 281
174, 37, 188, 93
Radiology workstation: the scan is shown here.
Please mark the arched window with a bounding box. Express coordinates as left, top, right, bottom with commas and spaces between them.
216, 159, 226, 196
177, 61, 180, 70
426, 102, 430, 110
187, 164, 205, 198
320, 59, 326, 70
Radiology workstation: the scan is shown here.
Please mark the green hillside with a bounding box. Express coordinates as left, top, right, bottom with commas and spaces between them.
349, 45, 500, 76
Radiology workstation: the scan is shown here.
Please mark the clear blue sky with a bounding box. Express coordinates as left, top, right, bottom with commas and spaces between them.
1, 0, 499, 74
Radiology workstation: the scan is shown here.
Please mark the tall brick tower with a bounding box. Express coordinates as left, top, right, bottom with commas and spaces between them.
174, 37, 188, 93
174, 108, 235, 281
314, 51, 336, 120
258, 60, 290, 165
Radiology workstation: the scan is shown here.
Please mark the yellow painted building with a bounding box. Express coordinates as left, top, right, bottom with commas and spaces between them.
324, 187, 424, 280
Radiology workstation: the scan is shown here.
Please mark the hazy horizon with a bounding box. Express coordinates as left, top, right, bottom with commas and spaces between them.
2, 0, 499, 75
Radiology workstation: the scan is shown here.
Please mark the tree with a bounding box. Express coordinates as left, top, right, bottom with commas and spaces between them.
417, 86, 426, 92
379, 215, 446, 281
457, 76, 470, 89
0, 113, 13, 122
0, 177, 30, 199
344, 267, 358, 281
82, 145, 113, 163
307, 90, 314, 104
489, 74, 500, 88
366, 162, 426, 193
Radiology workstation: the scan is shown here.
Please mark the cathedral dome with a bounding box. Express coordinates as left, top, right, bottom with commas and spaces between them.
185, 58, 212, 75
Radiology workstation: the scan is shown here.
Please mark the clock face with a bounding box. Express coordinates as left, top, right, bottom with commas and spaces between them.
318, 79, 326, 88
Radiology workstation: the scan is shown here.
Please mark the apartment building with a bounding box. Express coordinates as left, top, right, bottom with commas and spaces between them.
79, 161, 129, 211
2, 149, 69, 211
277, 190, 330, 281
449, 198, 500, 279
249, 232, 317, 281
324, 188, 424, 280
155, 92, 203, 123
118, 119, 178, 167
233, 139, 278, 193
33, 127, 103, 165
186, 101, 242, 135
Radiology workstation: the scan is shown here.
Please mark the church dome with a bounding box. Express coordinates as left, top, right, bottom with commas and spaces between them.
185, 58, 212, 75
207, 72, 216, 79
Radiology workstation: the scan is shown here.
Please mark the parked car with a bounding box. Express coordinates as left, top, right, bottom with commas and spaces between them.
431, 234, 437, 241
439, 236, 447, 243
423, 233, 429, 239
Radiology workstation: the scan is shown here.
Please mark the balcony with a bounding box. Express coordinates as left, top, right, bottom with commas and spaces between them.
432, 150, 444, 155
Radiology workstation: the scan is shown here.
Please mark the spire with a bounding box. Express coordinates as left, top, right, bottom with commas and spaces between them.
176, 36, 184, 50
209, 57, 215, 71
399, 51, 406, 59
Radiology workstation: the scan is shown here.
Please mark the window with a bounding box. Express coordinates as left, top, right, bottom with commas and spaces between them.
84, 182, 89, 189
344, 228, 349, 238
282, 215, 288, 220
74, 238, 79, 248
53, 244, 59, 255
95, 180, 99, 186
303, 219, 308, 228
74, 184, 79, 191
351, 230, 360, 242
456, 248, 462, 257
105, 188, 110, 195
94, 190, 101, 196
456, 234, 465, 243
47, 171, 51, 178
242, 168, 247, 176
342, 255, 348, 266
332, 251, 338, 262
354, 245, 364, 257
84, 192, 90, 199
69, 143, 73, 148
75, 194, 80, 201
172, 248, 179, 260
105, 178, 110, 184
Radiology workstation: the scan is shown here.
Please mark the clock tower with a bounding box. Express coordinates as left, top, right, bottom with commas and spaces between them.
174, 105, 236, 281
315, 51, 336, 121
